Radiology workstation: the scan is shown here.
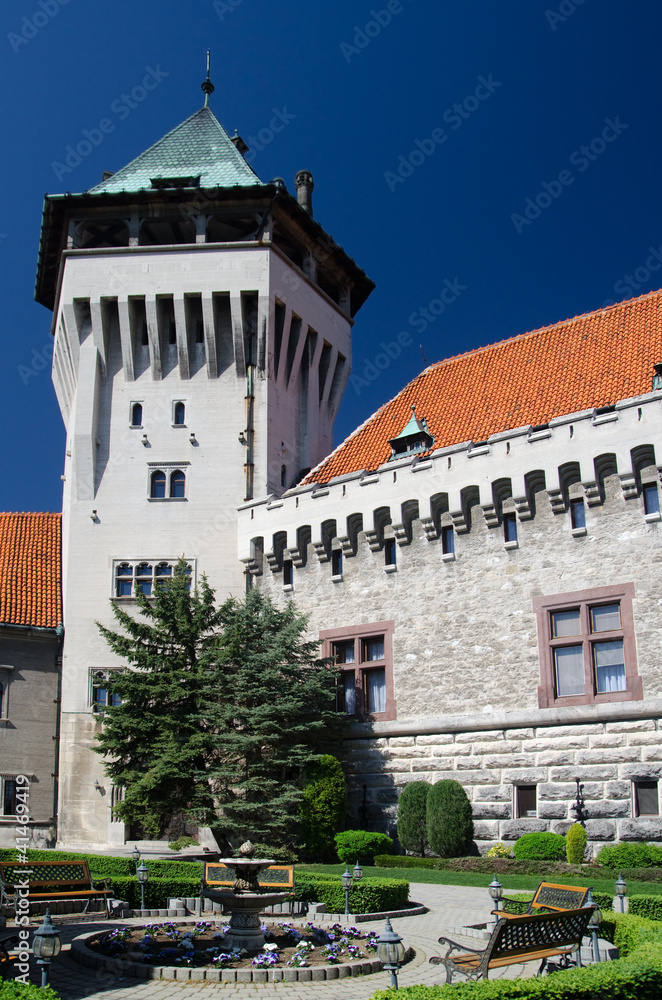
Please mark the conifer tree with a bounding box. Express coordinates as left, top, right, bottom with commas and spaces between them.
95, 564, 339, 846
95, 560, 221, 839
200, 589, 340, 849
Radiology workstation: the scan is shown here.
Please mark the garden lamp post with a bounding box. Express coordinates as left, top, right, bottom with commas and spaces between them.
586, 887, 602, 963
341, 861, 363, 917
488, 876, 503, 923
32, 909, 62, 989
137, 860, 149, 911
615, 874, 627, 913
132, 845, 140, 873
377, 917, 406, 989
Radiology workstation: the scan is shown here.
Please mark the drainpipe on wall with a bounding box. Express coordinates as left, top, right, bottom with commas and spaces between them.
244, 366, 255, 501
51, 622, 64, 846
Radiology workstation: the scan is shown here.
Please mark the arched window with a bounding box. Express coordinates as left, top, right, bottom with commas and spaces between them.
150, 470, 166, 499
130, 403, 143, 427
281, 464, 287, 488
173, 402, 186, 425
135, 563, 153, 596
115, 563, 133, 597
170, 470, 186, 498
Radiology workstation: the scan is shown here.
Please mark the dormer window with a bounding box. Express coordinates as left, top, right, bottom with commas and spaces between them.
388, 405, 434, 460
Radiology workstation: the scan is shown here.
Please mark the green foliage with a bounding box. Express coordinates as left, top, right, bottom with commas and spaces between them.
500, 892, 534, 915
0, 984, 60, 1000
103, 875, 201, 908
596, 842, 662, 869
628, 894, 662, 920
426, 780, 474, 858
300, 755, 347, 861
599, 911, 662, 955
374, 854, 438, 869
565, 824, 587, 865
95, 560, 223, 837
0, 848, 203, 880
198, 589, 341, 847
96, 569, 339, 847
512, 832, 566, 861
592, 891, 614, 912
168, 835, 198, 851
335, 830, 393, 865
485, 842, 512, 858
251, 843, 298, 864
294, 872, 408, 913
397, 781, 431, 857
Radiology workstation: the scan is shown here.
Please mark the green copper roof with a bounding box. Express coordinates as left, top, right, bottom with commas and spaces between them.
88, 107, 262, 195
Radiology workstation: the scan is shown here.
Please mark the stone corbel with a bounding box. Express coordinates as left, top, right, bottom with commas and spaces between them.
482, 503, 500, 529
450, 509, 469, 534
363, 530, 383, 552
419, 517, 439, 541
583, 481, 602, 507
312, 542, 331, 563
513, 496, 534, 521
546, 489, 566, 514
619, 472, 639, 501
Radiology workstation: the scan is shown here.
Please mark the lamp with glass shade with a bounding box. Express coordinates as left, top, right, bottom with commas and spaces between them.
377, 917, 406, 989
32, 909, 61, 988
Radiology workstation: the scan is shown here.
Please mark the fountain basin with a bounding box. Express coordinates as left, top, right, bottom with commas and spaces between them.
202, 889, 289, 951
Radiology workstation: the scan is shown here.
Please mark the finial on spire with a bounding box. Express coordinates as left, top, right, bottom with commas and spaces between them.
202, 50, 215, 107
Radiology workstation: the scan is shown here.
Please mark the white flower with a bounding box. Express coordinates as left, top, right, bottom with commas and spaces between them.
263, 943, 279, 952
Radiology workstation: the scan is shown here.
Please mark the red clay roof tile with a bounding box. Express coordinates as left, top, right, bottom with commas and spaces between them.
0, 513, 62, 628
305, 290, 662, 485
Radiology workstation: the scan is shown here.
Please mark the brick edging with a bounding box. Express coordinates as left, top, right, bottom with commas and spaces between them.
71, 923, 416, 982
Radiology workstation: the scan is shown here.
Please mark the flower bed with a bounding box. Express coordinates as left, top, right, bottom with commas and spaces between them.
86, 918, 391, 974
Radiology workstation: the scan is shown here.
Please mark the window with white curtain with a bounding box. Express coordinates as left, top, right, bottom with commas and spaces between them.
324, 621, 396, 720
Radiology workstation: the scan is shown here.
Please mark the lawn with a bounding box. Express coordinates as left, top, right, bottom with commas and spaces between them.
297, 863, 662, 897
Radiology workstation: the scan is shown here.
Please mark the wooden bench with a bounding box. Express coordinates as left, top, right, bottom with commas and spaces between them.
429, 906, 594, 983
500, 881, 590, 918
0, 860, 112, 916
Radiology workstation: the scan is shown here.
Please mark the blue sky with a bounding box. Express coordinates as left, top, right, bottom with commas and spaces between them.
3, 0, 662, 512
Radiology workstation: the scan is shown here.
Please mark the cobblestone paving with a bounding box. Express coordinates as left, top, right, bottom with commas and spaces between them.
18, 884, 597, 998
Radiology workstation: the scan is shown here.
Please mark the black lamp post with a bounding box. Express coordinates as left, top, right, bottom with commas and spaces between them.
615, 874, 627, 913
341, 860, 363, 917
132, 845, 140, 872
488, 875, 504, 923
586, 887, 602, 963
32, 909, 62, 989
377, 917, 406, 989
137, 860, 149, 911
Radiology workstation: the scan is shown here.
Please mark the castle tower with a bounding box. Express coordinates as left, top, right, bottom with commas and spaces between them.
36, 85, 373, 847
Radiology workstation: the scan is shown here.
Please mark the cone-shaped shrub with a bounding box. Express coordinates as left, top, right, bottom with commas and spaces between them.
426, 779, 474, 858
566, 822, 587, 864
397, 780, 431, 856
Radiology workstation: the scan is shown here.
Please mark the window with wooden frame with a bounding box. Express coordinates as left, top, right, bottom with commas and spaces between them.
533, 584, 641, 708
320, 620, 396, 721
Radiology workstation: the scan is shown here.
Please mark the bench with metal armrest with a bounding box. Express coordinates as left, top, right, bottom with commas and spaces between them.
0, 861, 112, 917
429, 906, 594, 983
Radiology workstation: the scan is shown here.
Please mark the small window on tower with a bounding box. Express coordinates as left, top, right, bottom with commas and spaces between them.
332, 549, 343, 578
384, 538, 396, 568
173, 402, 186, 426
170, 470, 186, 498
130, 403, 143, 428
150, 470, 166, 499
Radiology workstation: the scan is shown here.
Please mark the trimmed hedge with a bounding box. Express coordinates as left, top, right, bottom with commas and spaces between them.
374, 855, 438, 869
628, 894, 662, 921
335, 830, 394, 865
103, 876, 202, 908
0, 986, 59, 1000
513, 832, 566, 861
502, 890, 613, 915
0, 848, 203, 881
596, 842, 662, 869
294, 871, 409, 913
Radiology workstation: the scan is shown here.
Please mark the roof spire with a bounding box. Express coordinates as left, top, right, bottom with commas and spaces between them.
201, 50, 215, 108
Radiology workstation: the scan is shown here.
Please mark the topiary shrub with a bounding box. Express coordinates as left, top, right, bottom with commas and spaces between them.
426, 780, 474, 858
596, 842, 662, 869
300, 754, 347, 861
565, 822, 587, 864
396, 780, 431, 857
335, 830, 393, 865
512, 831, 566, 861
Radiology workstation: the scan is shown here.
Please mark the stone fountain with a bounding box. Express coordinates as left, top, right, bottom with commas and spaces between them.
202, 841, 289, 952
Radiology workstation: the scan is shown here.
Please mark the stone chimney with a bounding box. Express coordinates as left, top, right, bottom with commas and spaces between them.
295, 170, 314, 216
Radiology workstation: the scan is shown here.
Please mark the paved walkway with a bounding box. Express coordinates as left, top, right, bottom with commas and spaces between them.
17, 884, 604, 999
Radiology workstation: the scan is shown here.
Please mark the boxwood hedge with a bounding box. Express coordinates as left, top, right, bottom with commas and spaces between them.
0, 984, 59, 999
294, 871, 409, 913
627, 894, 662, 921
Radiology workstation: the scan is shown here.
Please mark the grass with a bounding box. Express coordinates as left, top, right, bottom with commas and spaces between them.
296, 863, 662, 897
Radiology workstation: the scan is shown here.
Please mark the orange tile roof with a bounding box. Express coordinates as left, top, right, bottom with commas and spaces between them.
0, 513, 62, 628
305, 289, 662, 485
